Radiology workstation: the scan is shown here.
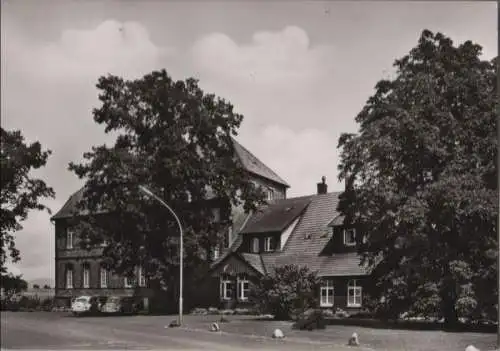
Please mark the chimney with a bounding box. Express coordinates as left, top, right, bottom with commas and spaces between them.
317, 176, 327, 195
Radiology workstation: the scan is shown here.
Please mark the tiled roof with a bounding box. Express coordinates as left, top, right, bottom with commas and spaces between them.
217, 191, 371, 278
210, 211, 253, 269
280, 192, 341, 253
239, 253, 266, 275
51, 187, 85, 220
258, 253, 369, 277
231, 137, 290, 188
317, 253, 370, 277
51, 139, 288, 220
240, 197, 311, 234
327, 214, 345, 227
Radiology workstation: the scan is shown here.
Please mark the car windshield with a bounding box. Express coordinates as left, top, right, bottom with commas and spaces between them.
75, 297, 89, 303
106, 297, 120, 303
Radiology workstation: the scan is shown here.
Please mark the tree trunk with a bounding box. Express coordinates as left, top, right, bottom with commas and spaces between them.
442, 287, 459, 327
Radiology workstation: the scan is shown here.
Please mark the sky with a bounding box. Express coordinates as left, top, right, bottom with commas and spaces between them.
1, 1, 497, 284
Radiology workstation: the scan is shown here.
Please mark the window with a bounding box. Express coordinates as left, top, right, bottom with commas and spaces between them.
124, 275, 136, 288
138, 266, 146, 287
344, 229, 356, 246
267, 189, 274, 201
212, 246, 220, 260
264, 237, 276, 252
100, 267, 109, 288
82, 264, 90, 289
220, 278, 234, 300
251, 238, 259, 253
66, 267, 73, 289
212, 208, 221, 223
66, 229, 74, 249
226, 226, 233, 248
237, 277, 250, 301
320, 280, 334, 307
347, 279, 362, 307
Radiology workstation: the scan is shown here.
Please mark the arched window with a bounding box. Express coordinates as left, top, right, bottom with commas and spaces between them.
347, 279, 362, 307
65, 264, 74, 289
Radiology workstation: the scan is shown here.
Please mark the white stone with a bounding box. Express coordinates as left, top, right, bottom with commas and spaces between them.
465, 346, 480, 351
272, 329, 285, 339
210, 322, 220, 332
348, 332, 360, 346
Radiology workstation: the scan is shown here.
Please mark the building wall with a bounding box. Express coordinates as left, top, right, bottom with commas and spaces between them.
251, 175, 287, 200
319, 276, 367, 311
210, 255, 260, 309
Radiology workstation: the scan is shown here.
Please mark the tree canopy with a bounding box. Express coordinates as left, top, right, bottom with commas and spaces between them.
0, 128, 55, 274
251, 264, 320, 320
337, 30, 498, 324
68, 70, 265, 290
1, 273, 28, 299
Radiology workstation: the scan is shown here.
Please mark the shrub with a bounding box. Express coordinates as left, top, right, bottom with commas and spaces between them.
207, 307, 219, 315
251, 264, 320, 320
40, 297, 55, 311
191, 307, 208, 315
292, 309, 327, 330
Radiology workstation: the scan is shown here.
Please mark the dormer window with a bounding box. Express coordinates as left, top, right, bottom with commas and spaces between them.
344, 228, 356, 246
264, 237, 276, 252
251, 238, 259, 253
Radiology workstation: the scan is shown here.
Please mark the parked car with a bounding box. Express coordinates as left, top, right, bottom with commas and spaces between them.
71, 295, 100, 316
101, 296, 140, 315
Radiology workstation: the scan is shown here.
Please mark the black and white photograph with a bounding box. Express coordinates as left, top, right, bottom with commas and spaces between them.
1, 1, 498, 350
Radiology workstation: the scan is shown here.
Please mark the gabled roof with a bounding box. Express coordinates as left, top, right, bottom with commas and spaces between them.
231, 137, 290, 188
240, 196, 311, 234
213, 191, 371, 278
51, 187, 85, 220
51, 139, 288, 220
239, 253, 266, 275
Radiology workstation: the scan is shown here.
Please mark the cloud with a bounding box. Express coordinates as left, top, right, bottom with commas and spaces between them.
2, 19, 172, 280
190, 26, 346, 195
251, 125, 341, 196
191, 26, 333, 90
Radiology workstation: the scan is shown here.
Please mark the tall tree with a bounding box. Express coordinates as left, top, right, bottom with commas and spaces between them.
337, 30, 497, 325
1, 273, 28, 300
0, 128, 55, 274
68, 70, 265, 300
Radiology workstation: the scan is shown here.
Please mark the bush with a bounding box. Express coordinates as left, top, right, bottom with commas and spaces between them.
292, 309, 327, 330
207, 307, 220, 315
40, 297, 55, 311
251, 265, 320, 321
191, 307, 208, 315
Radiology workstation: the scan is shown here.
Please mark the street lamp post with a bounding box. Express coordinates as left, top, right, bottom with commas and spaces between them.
139, 185, 184, 326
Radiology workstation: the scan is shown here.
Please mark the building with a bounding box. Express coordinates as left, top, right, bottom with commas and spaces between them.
51, 138, 290, 307
209, 176, 370, 311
